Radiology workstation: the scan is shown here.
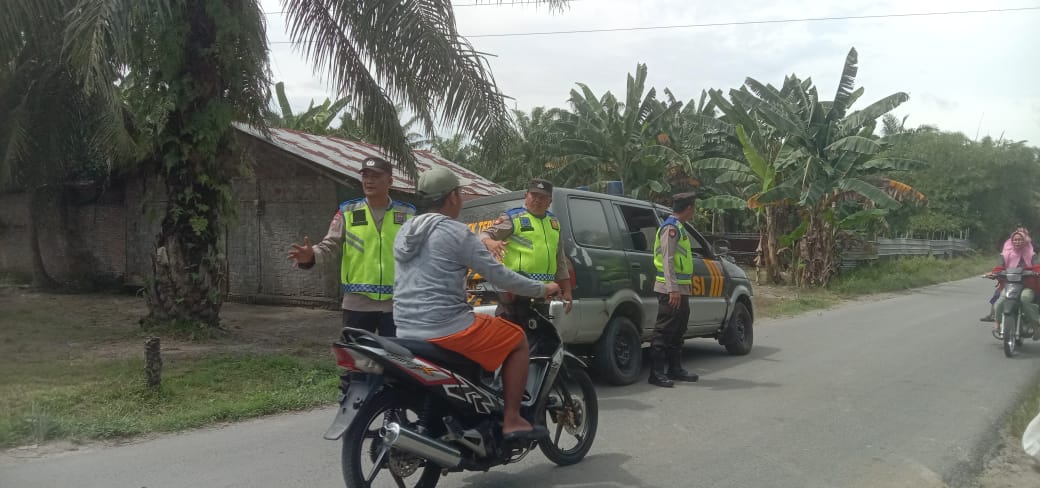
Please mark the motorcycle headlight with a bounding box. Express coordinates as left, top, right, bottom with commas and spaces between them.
1005, 284, 1024, 300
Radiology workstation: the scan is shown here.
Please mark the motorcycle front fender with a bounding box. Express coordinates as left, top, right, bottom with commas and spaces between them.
322, 375, 382, 440
562, 350, 588, 370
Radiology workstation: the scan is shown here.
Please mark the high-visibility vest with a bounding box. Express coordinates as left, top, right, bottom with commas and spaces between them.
338, 198, 415, 300
502, 208, 561, 282
653, 216, 693, 285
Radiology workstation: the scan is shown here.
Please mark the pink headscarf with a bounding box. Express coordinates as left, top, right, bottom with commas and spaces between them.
1002, 229, 1035, 268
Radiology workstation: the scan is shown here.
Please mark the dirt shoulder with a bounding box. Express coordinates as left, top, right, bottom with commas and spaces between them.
976, 430, 1040, 488
0, 286, 341, 365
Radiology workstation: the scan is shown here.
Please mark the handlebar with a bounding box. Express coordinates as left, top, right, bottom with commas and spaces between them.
985, 270, 1039, 279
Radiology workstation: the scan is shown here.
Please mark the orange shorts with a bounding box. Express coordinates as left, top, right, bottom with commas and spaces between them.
428, 314, 525, 371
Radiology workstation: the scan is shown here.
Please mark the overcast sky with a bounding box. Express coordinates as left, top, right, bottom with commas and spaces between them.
260, 0, 1040, 145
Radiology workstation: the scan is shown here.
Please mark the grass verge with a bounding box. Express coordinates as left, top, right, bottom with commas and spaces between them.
755, 255, 993, 320
1010, 375, 1040, 438
0, 354, 337, 448
828, 254, 994, 296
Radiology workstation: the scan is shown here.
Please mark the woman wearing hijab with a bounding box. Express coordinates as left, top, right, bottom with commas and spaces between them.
988, 228, 1040, 338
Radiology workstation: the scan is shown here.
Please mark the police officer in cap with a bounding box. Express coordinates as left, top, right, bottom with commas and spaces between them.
287, 156, 415, 336
479, 178, 573, 319
649, 191, 701, 387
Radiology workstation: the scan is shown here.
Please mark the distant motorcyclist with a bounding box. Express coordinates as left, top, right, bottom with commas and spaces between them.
986, 228, 1040, 339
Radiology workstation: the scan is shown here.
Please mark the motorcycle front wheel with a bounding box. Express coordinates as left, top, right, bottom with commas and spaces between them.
1003, 313, 1019, 358
341, 390, 442, 488
539, 366, 598, 466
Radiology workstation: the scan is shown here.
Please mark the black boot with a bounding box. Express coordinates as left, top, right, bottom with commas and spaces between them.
667, 351, 699, 382
648, 350, 673, 388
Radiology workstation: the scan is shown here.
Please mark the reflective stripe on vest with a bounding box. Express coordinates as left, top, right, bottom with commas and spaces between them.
501, 208, 561, 283
339, 199, 415, 300
653, 216, 694, 285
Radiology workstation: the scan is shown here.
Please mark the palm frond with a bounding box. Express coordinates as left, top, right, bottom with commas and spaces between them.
698, 195, 748, 210
859, 157, 926, 172
825, 135, 882, 157
750, 184, 797, 208
840, 92, 910, 135
828, 47, 858, 122
730, 89, 805, 141
837, 177, 901, 209
274, 81, 295, 122
876, 177, 927, 204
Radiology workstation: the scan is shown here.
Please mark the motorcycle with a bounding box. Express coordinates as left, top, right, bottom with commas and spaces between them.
986, 267, 1039, 357
322, 290, 598, 487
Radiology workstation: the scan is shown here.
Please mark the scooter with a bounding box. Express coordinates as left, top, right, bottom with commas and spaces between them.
323, 292, 598, 487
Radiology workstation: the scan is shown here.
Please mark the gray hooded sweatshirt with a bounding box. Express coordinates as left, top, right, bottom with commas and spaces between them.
393, 213, 547, 340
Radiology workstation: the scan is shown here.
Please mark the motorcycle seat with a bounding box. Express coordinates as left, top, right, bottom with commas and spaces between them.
392, 339, 484, 378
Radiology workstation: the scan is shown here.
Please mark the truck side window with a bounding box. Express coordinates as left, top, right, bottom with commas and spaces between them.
614, 204, 658, 253
568, 198, 611, 248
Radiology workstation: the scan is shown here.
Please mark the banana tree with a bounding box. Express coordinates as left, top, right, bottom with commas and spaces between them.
269, 82, 351, 135
744, 48, 926, 286
553, 64, 683, 199
688, 85, 798, 283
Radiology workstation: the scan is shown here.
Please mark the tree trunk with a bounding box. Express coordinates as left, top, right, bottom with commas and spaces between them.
760, 206, 783, 284
798, 205, 838, 287
143, 1, 236, 328
145, 214, 228, 327
27, 187, 58, 289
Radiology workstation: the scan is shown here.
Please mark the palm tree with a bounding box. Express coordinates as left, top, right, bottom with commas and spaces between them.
2, 0, 567, 327
429, 133, 478, 167
0, 0, 135, 289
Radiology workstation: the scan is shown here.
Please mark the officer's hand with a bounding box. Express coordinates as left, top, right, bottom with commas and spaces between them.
563, 289, 574, 314
483, 238, 507, 260
668, 291, 681, 309
288, 235, 315, 265
544, 283, 562, 300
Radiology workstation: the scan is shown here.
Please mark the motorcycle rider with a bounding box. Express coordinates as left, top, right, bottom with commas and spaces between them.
987, 228, 1040, 339
393, 167, 560, 442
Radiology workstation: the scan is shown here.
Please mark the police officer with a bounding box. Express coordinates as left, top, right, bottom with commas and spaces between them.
479, 178, 573, 319
287, 157, 415, 336
649, 191, 700, 387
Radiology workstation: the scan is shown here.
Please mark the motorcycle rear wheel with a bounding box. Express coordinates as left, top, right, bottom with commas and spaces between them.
539, 366, 598, 466
341, 390, 442, 488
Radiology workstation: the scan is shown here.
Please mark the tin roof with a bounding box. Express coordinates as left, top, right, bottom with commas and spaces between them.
233, 123, 508, 197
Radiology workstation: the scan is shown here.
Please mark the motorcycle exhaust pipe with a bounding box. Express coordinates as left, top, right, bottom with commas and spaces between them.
380, 422, 462, 468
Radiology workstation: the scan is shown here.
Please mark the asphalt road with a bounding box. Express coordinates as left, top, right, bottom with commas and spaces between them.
3, 277, 1039, 488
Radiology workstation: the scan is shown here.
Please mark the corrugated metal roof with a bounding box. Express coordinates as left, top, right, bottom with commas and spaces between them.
234, 123, 508, 197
